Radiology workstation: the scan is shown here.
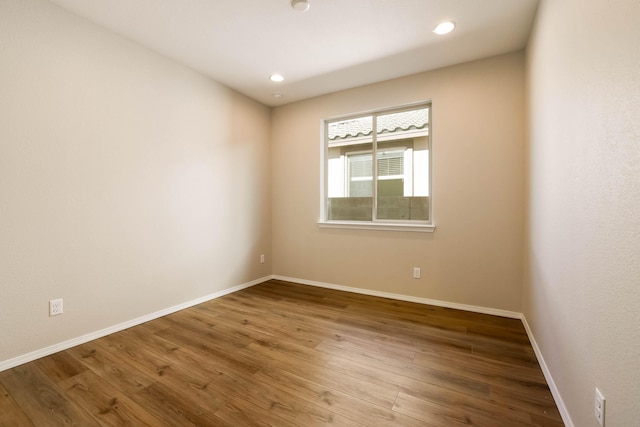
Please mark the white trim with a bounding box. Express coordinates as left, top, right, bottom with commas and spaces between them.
272, 275, 519, 319
520, 314, 575, 427
0, 276, 272, 373
318, 220, 435, 233
320, 119, 328, 221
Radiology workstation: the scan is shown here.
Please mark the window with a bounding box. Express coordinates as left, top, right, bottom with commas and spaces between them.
321, 103, 433, 231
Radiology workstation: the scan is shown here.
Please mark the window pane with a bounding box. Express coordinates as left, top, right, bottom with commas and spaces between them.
376, 108, 429, 221
348, 153, 372, 197
327, 116, 373, 221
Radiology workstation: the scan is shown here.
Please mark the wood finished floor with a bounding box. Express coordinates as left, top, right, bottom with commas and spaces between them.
0, 280, 564, 426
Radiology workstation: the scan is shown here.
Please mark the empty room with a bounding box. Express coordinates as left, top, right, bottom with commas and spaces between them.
1, 0, 638, 426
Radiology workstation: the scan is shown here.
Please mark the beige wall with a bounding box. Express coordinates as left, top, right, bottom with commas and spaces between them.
272, 52, 526, 312
0, 0, 271, 363
11, 6, 639, 426
525, 0, 640, 426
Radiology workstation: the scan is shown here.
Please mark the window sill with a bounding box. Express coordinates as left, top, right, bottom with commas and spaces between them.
318, 221, 435, 233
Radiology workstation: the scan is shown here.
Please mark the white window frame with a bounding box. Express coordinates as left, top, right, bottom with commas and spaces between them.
319, 101, 435, 233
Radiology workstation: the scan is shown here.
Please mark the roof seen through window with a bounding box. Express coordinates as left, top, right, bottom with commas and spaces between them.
328, 108, 429, 141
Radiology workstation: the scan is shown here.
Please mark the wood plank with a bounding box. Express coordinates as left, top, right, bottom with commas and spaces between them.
412, 350, 548, 394
0, 381, 34, 427
65, 342, 155, 394
393, 391, 534, 427
0, 280, 564, 426
91, 335, 230, 415
243, 344, 399, 409
251, 366, 427, 427
130, 381, 224, 426
294, 402, 368, 427
324, 354, 491, 404
59, 370, 164, 426
316, 339, 491, 400
489, 384, 564, 422
106, 324, 308, 423
0, 363, 98, 426
152, 321, 263, 376
193, 302, 326, 348
32, 351, 88, 384
214, 395, 301, 427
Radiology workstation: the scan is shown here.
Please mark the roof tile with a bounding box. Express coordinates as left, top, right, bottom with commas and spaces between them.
328, 108, 428, 140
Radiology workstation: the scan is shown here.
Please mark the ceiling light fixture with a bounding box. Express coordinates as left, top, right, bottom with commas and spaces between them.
291, 0, 310, 12
273, 93, 284, 99
270, 74, 284, 82
433, 21, 455, 35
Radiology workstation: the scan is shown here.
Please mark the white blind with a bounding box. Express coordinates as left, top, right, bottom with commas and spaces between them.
377, 155, 403, 176
348, 151, 404, 179
348, 154, 372, 179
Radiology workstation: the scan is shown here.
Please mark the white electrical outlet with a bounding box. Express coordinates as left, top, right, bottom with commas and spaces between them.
413, 267, 421, 279
260, 254, 265, 264
49, 298, 63, 316
595, 388, 605, 426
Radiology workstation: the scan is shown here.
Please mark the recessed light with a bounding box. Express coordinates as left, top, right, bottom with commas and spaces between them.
270, 74, 284, 82
433, 21, 455, 35
291, 0, 310, 12
273, 93, 284, 99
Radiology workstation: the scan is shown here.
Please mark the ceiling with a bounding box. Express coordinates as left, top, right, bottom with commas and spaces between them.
50, 0, 540, 107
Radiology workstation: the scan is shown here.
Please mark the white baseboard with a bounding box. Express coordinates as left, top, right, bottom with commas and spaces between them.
272, 275, 521, 319
520, 314, 574, 427
0, 275, 272, 373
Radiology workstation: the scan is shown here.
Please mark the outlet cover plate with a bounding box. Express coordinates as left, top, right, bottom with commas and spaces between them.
49, 298, 63, 316
595, 387, 605, 426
